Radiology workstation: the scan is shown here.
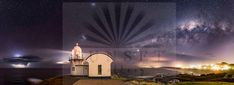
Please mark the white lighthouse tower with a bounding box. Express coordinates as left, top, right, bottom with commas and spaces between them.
70, 43, 88, 76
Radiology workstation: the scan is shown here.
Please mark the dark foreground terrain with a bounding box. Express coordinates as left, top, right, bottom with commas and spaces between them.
0, 68, 65, 85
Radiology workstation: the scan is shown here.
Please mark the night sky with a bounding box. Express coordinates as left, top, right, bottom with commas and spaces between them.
1, 0, 234, 68
0, 0, 62, 56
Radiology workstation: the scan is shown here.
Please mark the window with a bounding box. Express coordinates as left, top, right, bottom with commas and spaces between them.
72, 67, 75, 71
98, 65, 102, 75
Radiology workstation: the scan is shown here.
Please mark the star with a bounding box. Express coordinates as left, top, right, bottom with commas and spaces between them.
82, 35, 87, 40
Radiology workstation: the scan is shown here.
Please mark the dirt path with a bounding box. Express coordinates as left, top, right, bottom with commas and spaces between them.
73, 79, 127, 85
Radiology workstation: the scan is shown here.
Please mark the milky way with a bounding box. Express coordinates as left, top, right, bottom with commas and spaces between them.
1, 0, 234, 68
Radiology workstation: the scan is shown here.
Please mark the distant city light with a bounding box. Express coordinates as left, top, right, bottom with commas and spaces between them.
189, 64, 201, 69
175, 64, 185, 68
186, 63, 232, 71
27, 78, 43, 84
14, 53, 22, 57
91, 3, 96, 6
56, 61, 69, 64
137, 62, 161, 68
11, 63, 28, 68
172, 62, 187, 68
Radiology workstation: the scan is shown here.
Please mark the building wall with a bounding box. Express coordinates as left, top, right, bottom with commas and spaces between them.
86, 54, 113, 77
70, 60, 88, 76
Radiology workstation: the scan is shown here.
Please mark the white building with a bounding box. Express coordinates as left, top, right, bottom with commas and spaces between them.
69, 43, 113, 77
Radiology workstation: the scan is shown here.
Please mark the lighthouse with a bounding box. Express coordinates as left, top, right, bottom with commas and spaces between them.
69, 43, 113, 77
69, 43, 88, 76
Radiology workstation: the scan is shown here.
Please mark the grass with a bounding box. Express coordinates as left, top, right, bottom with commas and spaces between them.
38, 75, 234, 85
38, 75, 80, 85
175, 82, 234, 85
127, 81, 234, 85
73, 80, 125, 85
